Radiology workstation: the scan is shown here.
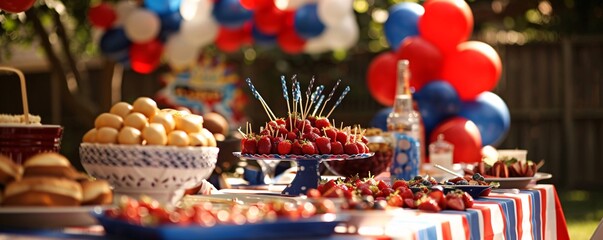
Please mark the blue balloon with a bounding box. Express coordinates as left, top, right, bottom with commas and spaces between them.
160, 11, 183, 33
213, 0, 253, 29
383, 2, 423, 51
294, 4, 325, 39
144, 0, 181, 15
99, 28, 131, 55
414, 80, 461, 136
252, 26, 277, 46
370, 108, 392, 131
459, 92, 510, 146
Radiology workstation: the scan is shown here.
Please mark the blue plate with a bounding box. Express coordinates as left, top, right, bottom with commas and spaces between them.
441, 185, 492, 199
94, 211, 348, 240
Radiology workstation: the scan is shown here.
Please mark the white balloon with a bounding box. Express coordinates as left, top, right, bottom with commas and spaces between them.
164, 33, 200, 69
276, 0, 317, 10
115, 1, 137, 26
317, 0, 353, 27
180, 17, 219, 48
304, 34, 331, 54
179, 0, 213, 21
324, 16, 359, 50
124, 9, 161, 43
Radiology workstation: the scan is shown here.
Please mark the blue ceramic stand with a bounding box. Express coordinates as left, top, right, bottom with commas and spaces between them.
282, 159, 320, 196
232, 152, 374, 196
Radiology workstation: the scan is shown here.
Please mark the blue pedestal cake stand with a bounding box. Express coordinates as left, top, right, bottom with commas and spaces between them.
233, 152, 374, 196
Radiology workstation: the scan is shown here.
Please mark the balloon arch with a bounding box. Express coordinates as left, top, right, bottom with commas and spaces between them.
367, 0, 511, 164
87, 0, 358, 73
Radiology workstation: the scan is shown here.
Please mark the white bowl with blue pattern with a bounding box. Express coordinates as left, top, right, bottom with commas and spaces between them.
79, 143, 218, 205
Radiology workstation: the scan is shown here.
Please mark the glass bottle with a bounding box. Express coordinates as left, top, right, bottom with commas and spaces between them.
387, 59, 421, 182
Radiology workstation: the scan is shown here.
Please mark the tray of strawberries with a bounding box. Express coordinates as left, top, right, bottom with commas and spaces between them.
468, 158, 551, 189
94, 196, 347, 240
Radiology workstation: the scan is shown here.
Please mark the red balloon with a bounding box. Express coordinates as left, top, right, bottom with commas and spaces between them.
88, 3, 117, 29
367, 52, 398, 106
254, 3, 286, 35
441, 41, 502, 100
430, 117, 482, 164
129, 39, 164, 74
277, 27, 306, 54
215, 23, 252, 53
395, 36, 443, 91
0, 0, 35, 13
418, 0, 473, 55
240, 0, 273, 10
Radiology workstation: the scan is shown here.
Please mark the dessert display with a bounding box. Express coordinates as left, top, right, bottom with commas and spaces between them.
83, 97, 216, 147
0, 152, 113, 207
234, 77, 373, 195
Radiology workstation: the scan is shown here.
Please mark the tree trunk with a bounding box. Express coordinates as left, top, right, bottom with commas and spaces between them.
25, 7, 96, 125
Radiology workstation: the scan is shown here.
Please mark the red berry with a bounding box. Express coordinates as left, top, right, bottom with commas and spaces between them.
418, 198, 441, 212
286, 131, 297, 141
277, 140, 292, 155
302, 132, 319, 142
376, 180, 389, 190
330, 141, 344, 154
344, 142, 359, 154
311, 127, 320, 135
336, 131, 348, 144
387, 194, 403, 207
354, 142, 366, 153
314, 117, 331, 129
275, 118, 286, 125
315, 136, 332, 154
271, 136, 284, 154
445, 192, 466, 211
392, 180, 408, 190
428, 190, 447, 209
291, 140, 303, 154
242, 137, 257, 154
302, 141, 317, 154
306, 189, 322, 198
321, 180, 337, 193
462, 192, 474, 208
257, 136, 272, 154
323, 128, 337, 141
361, 136, 369, 144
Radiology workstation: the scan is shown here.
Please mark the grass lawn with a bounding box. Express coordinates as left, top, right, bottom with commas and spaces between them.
559, 190, 603, 240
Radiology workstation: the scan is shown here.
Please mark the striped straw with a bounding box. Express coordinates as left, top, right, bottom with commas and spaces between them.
280, 75, 288, 101
326, 86, 350, 118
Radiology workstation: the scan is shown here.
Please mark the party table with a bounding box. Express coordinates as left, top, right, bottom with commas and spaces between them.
0, 185, 569, 240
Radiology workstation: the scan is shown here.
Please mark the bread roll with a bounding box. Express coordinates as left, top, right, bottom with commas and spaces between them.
124, 112, 149, 130
167, 130, 189, 146
2, 177, 82, 206
203, 112, 229, 136
96, 127, 119, 144
200, 128, 217, 147
81, 180, 113, 205
94, 113, 123, 130
110, 102, 133, 118
189, 133, 208, 147
118, 126, 143, 145
142, 123, 167, 145
82, 128, 97, 143
175, 114, 203, 133
132, 97, 158, 118
150, 112, 176, 133
0, 155, 22, 185
23, 153, 78, 179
